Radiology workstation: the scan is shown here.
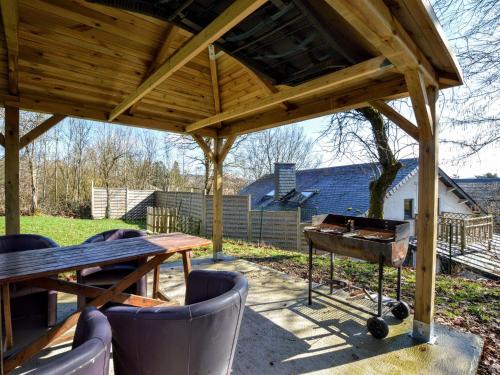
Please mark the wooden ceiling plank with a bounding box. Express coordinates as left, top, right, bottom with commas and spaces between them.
324, 0, 437, 86
130, 25, 179, 114
108, 0, 267, 121
369, 100, 419, 141
218, 76, 408, 137
19, 114, 67, 148
231, 56, 291, 110
187, 56, 395, 132
1, 0, 19, 94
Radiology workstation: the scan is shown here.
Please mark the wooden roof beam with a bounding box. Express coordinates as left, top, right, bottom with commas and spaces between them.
4, 96, 217, 137
218, 76, 408, 137
108, 0, 267, 121
0, 0, 19, 95
324, 0, 438, 87
129, 25, 179, 115
208, 44, 222, 128
405, 69, 434, 137
19, 114, 66, 149
369, 100, 419, 141
191, 134, 215, 163
219, 135, 236, 163
187, 56, 395, 133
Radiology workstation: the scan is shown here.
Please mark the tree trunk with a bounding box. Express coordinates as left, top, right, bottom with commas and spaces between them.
357, 107, 402, 219
30, 161, 38, 214
105, 181, 111, 219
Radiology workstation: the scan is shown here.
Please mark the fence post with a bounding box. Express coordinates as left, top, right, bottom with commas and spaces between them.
460, 220, 466, 253
91, 181, 94, 219
125, 187, 129, 221
296, 207, 302, 251
201, 191, 207, 236
247, 195, 252, 242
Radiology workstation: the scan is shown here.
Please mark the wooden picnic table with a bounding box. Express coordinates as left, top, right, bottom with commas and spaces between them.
0, 232, 211, 374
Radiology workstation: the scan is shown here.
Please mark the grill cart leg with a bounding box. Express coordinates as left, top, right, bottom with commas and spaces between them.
377, 255, 384, 317
367, 255, 389, 339
329, 252, 334, 294
397, 266, 402, 301
308, 241, 313, 305
391, 266, 410, 320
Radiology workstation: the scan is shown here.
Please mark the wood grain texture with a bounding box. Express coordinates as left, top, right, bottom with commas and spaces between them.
369, 100, 419, 141
4, 106, 20, 235
0, 0, 19, 94
0, 233, 211, 284
414, 85, 439, 327
186, 56, 394, 132
19, 114, 66, 148
108, 0, 267, 120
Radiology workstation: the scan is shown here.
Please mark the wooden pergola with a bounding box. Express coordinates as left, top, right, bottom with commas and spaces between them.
0, 0, 462, 342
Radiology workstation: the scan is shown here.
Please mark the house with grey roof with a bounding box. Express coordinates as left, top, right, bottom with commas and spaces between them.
455, 177, 500, 227
239, 159, 480, 234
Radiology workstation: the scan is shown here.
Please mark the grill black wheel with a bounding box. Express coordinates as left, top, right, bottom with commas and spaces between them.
367, 317, 389, 339
391, 301, 410, 320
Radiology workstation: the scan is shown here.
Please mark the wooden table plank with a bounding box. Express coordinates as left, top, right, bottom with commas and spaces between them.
0, 233, 210, 284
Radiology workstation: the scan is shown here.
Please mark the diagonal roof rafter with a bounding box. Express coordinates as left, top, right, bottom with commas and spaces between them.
187, 56, 396, 133
324, 0, 438, 87
108, 0, 268, 122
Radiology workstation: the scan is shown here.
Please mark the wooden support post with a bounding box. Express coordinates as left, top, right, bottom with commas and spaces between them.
153, 265, 160, 299
181, 251, 192, 283
212, 137, 223, 259
4, 106, 20, 235
408, 69, 439, 342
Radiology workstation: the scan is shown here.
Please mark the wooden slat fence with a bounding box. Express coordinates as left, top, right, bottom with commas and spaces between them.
93, 189, 314, 252
417, 212, 494, 252
91, 186, 154, 219
146, 207, 201, 235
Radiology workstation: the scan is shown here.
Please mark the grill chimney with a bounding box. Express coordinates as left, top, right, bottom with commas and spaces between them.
274, 163, 296, 200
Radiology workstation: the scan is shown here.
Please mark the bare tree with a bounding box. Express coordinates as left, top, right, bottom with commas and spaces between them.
237, 126, 320, 181
432, 0, 499, 157
322, 106, 417, 218
168, 135, 246, 194
92, 125, 130, 218
21, 112, 49, 214
68, 118, 90, 202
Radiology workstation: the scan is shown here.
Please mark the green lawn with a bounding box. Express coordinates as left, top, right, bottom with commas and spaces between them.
0, 216, 144, 246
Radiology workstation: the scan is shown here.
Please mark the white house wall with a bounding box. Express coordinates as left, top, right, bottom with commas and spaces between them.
383, 173, 473, 235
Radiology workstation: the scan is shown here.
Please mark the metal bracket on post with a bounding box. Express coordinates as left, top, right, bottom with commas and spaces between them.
412, 320, 437, 344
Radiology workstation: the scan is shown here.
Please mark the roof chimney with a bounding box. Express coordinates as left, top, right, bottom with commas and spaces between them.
274, 163, 296, 200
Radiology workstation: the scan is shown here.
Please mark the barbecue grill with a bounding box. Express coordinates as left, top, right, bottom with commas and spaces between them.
304, 214, 411, 339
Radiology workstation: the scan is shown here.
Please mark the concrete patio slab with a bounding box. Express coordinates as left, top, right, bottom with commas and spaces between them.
10, 257, 483, 375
